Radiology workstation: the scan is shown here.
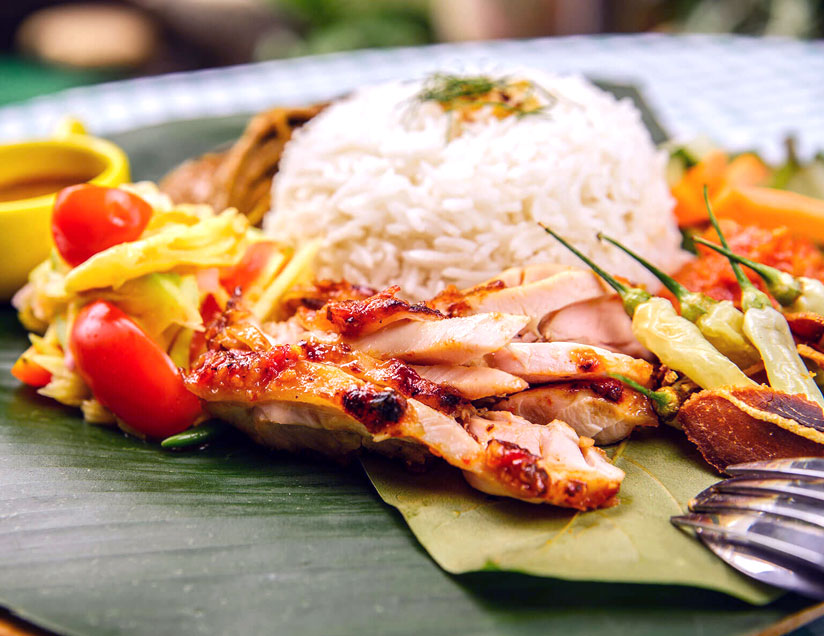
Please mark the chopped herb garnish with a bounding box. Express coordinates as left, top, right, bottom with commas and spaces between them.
417, 74, 504, 106
415, 73, 552, 139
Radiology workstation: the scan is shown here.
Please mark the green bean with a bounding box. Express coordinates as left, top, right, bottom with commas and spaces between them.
161, 420, 227, 449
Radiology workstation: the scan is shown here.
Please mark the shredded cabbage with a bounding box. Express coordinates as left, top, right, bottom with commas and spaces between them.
12, 181, 305, 425
65, 209, 251, 293
253, 240, 320, 321
27, 326, 89, 407
94, 272, 203, 346
81, 398, 116, 425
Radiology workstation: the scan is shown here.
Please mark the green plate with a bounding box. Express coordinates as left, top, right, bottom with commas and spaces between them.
0, 87, 817, 635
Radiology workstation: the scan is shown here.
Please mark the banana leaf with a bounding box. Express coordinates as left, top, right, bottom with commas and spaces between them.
0, 307, 810, 635
362, 431, 773, 603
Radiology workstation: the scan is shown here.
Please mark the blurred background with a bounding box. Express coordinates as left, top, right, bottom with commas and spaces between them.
1, 0, 823, 106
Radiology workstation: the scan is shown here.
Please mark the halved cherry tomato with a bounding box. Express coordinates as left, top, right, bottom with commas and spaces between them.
220, 241, 276, 293
71, 300, 201, 437
11, 355, 52, 388
52, 184, 152, 267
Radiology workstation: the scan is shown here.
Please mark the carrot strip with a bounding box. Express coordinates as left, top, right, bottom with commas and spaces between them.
712, 186, 824, 243
721, 153, 769, 190
673, 150, 728, 227
11, 355, 52, 387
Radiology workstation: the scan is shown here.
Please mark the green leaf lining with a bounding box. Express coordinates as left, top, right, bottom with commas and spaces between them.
362, 429, 776, 604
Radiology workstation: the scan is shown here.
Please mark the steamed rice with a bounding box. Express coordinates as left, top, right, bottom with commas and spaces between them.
264, 70, 690, 299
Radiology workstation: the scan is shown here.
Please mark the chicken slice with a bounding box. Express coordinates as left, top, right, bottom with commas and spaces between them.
494, 380, 658, 445
411, 364, 528, 400
187, 346, 477, 453
351, 313, 530, 365
295, 339, 468, 415
486, 342, 653, 386
281, 279, 378, 314
540, 296, 653, 360
187, 345, 623, 508
480, 263, 575, 287
464, 412, 624, 506
431, 267, 609, 326
262, 316, 308, 344
324, 286, 444, 337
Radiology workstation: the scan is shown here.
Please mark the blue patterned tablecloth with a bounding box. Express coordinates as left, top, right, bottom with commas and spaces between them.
0, 34, 822, 162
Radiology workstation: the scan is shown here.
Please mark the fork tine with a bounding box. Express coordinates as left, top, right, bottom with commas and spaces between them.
671, 512, 824, 572
712, 477, 824, 504
698, 535, 824, 599
689, 491, 824, 529
726, 457, 824, 480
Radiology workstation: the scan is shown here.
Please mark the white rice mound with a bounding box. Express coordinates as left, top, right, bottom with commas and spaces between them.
265, 70, 690, 299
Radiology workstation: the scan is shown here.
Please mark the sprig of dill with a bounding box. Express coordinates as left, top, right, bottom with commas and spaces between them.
416, 74, 506, 106
416, 73, 552, 117
414, 72, 555, 142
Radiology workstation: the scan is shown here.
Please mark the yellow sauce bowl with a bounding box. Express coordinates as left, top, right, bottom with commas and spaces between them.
0, 120, 130, 300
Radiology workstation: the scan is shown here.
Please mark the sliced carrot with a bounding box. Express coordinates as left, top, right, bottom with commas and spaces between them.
11, 355, 52, 388
712, 186, 824, 243
673, 150, 728, 227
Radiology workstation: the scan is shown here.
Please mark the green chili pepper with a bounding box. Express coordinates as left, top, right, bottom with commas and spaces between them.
693, 237, 824, 314
702, 189, 824, 407
598, 232, 712, 322
541, 224, 754, 390
607, 373, 681, 419
599, 233, 760, 370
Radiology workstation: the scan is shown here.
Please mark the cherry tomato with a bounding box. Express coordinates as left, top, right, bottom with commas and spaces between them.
220, 241, 277, 293
71, 300, 201, 437
52, 184, 152, 267
11, 355, 52, 387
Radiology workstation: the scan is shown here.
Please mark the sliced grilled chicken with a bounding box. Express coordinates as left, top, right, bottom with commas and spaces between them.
486, 342, 653, 386
294, 339, 468, 415
480, 263, 575, 287
187, 344, 623, 508
494, 380, 658, 444
187, 302, 624, 508
350, 312, 530, 365
540, 296, 653, 360
324, 286, 444, 337
464, 412, 624, 506
281, 279, 377, 315
431, 266, 609, 325
411, 364, 528, 400
188, 348, 476, 463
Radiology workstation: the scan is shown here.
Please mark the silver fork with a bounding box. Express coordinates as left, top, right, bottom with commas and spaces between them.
671, 457, 824, 599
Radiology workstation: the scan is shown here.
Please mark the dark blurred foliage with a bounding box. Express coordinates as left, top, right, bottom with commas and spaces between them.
1, 0, 822, 86
670, 0, 823, 38
268, 0, 432, 56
